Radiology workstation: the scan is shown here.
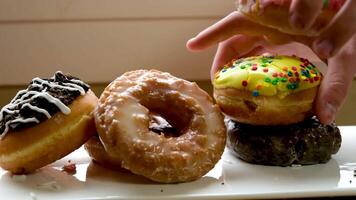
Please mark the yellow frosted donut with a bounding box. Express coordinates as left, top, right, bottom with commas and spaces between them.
213, 55, 322, 125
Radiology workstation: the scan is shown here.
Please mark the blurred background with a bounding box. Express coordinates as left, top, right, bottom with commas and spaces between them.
0, 0, 355, 124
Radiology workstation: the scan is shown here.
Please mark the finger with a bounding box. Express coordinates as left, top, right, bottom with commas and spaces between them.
210, 35, 265, 79
313, 0, 356, 58
289, 0, 324, 29
315, 36, 356, 124
187, 11, 257, 51
186, 11, 307, 52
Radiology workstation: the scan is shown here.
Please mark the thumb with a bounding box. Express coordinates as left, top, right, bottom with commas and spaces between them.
315, 36, 356, 124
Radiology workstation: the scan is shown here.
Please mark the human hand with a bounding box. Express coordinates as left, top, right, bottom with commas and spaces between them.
186, 4, 356, 124
289, 0, 356, 58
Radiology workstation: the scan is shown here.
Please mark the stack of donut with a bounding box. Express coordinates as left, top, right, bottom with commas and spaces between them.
213, 55, 341, 166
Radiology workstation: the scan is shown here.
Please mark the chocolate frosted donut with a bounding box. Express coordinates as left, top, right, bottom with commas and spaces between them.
0, 71, 97, 173
226, 117, 341, 166
0, 71, 90, 136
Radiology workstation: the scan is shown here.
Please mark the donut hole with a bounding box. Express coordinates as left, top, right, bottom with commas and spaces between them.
149, 113, 178, 137
138, 91, 194, 138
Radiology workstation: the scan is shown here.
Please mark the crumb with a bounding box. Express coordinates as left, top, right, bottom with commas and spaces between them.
37, 181, 61, 191
160, 189, 164, 192
30, 192, 37, 200
224, 160, 234, 165
221, 182, 225, 185
350, 180, 352, 184
11, 174, 27, 182
62, 160, 76, 174
291, 164, 302, 167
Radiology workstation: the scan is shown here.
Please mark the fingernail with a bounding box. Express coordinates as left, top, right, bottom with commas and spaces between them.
314, 39, 333, 58
187, 38, 195, 44
290, 13, 305, 29
322, 103, 337, 124
186, 38, 197, 49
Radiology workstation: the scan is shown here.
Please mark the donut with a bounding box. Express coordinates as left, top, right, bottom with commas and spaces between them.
95, 70, 226, 183
0, 72, 98, 174
226, 116, 341, 166
236, 0, 346, 36
213, 55, 322, 125
84, 135, 123, 169
84, 113, 177, 169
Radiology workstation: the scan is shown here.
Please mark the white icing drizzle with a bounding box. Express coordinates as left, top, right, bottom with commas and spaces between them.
0, 107, 17, 118
23, 103, 51, 119
10, 90, 28, 104
11, 117, 40, 124
38, 92, 71, 115
0, 71, 88, 138
62, 82, 85, 95
32, 77, 85, 95
0, 121, 12, 140
0, 117, 39, 139
68, 78, 86, 85
12, 91, 42, 105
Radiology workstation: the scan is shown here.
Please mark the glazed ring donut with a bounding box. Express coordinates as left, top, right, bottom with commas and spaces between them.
213, 55, 322, 125
0, 72, 97, 174
95, 70, 226, 183
236, 0, 345, 36
84, 114, 175, 169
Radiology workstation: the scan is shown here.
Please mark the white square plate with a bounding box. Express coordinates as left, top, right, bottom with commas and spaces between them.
1, 126, 356, 200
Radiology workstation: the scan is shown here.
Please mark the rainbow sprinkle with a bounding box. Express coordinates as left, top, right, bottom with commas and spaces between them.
214, 55, 322, 97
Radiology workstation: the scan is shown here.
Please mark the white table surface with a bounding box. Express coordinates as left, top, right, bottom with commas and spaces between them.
0, 126, 355, 200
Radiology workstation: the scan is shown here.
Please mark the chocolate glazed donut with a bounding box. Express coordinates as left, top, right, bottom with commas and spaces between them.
226, 117, 341, 166
0, 71, 97, 174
